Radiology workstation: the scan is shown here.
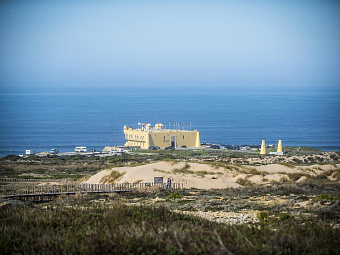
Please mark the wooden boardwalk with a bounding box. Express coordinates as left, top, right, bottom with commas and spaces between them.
1, 180, 184, 201
0, 177, 71, 184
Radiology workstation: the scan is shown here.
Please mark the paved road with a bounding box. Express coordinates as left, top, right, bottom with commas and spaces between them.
36, 151, 111, 157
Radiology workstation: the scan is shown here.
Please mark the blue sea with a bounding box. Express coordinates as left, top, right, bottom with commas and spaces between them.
0, 90, 339, 156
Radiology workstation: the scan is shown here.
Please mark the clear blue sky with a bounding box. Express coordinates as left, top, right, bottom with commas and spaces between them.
0, 0, 339, 92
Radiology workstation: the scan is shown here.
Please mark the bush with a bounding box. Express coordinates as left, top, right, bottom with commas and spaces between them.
257, 211, 269, 223
315, 193, 339, 201
168, 191, 183, 199
1, 154, 20, 161
278, 213, 293, 221
236, 178, 253, 187
1, 200, 340, 254
287, 173, 309, 181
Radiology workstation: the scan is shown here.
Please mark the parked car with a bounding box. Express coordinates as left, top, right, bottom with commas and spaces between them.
50, 148, 59, 154
165, 146, 175, 150
211, 145, 220, 149
181, 145, 187, 148
148, 146, 160, 150
25, 149, 35, 156
75, 146, 87, 152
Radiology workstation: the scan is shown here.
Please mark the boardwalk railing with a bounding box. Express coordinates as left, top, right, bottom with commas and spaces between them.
0, 178, 73, 184
1, 182, 185, 199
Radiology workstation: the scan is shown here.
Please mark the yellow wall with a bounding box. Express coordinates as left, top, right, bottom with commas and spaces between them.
123, 124, 201, 149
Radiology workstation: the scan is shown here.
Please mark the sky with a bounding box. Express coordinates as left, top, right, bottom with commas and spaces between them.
0, 0, 340, 93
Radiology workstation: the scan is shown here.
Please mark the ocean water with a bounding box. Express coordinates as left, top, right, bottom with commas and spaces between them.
0, 91, 339, 156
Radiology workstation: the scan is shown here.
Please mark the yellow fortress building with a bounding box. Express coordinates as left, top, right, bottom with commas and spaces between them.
124, 123, 201, 149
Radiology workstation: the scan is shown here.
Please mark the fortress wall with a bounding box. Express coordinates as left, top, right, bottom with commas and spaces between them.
124, 128, 200, 149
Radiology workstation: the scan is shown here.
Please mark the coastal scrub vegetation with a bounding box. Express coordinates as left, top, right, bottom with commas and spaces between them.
1, 177, 340, 254
1, 149, 340, 254
1, 200, 339, 255
1, 149, 339, 181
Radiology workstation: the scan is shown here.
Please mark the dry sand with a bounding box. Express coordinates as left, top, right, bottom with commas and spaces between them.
85, 161, 339, 189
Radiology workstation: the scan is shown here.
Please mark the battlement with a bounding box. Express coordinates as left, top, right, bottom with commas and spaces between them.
123, 123, 201, 149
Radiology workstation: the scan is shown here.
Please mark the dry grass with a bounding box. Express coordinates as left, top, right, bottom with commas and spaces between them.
309, 169, 340, 181
153, 168, 166, 173
287, 172, 311, 181
237, 167, 269, 175
236, 177, 253, 187
100, 171, 126, 183
172, 164, 222, 177
76, 175, 91, 183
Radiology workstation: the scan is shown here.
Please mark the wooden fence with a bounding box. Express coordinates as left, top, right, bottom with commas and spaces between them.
0, 182, 185, 200
0, 178, 73, 184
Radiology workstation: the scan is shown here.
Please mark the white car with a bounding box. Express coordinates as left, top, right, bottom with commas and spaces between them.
75, 146, 87, 152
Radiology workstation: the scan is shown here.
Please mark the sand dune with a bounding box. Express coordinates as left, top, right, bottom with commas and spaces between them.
85, 161, 339, 189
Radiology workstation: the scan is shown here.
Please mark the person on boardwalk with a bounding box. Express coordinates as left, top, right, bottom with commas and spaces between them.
166, 178, 172, 189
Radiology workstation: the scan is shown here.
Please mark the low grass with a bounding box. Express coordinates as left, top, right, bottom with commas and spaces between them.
237, 167, 269, 175
205, 161, 240, 171
276, 162, 296, 168
172, 163, 193, 175
153, 168, 166, 173
172, 163, 221, 177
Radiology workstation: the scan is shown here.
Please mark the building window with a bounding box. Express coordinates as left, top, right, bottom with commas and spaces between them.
164, 136, 165, 140
183, 135, 185, 139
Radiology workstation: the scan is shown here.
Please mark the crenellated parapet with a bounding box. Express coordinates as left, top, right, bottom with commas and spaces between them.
123, 123, 201, 149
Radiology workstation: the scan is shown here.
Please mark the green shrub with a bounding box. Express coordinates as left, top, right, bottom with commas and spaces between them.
1, 154, 21, 161
315, 193, 339, 201
278, 213, 293, 221
257, 211, 269, 223
168, 191, 183, 199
